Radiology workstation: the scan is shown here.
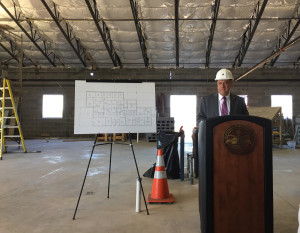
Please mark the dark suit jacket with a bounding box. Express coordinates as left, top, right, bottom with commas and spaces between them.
197, 93, 249, 123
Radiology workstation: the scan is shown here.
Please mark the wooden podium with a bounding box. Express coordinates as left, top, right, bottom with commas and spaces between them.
198, 116, 273, 233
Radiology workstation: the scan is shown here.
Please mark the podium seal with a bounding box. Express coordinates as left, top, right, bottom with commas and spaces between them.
223, 124, 255, 154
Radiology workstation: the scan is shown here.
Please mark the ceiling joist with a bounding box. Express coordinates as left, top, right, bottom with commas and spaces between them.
0, 31, 38, 67
205, 0, 221, 68
1, 17, 300, 22
175, 0, 179, 68
236, 35, 300, 81
269, 2, 300, 66
85, 0, 122, 68
130, 0, 149, 68
0, 0, 298, 69
0, 1, 64, 67
41, 0, 95, 69
233, 0, 269, 68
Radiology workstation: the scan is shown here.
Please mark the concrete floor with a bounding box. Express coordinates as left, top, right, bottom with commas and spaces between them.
0, 139, 299, 233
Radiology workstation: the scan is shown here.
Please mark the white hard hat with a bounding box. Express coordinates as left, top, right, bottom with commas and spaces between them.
215, 69, 234, 81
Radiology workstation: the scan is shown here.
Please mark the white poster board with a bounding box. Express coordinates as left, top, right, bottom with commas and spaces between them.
74, 81, 156, 134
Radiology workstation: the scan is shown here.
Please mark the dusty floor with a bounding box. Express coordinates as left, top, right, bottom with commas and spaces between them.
0, 139, 299, 233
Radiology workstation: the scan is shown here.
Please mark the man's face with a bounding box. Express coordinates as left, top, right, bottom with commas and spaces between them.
217, 80, 233, 96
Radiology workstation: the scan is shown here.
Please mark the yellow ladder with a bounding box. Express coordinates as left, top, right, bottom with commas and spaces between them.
0, 78, 26, 160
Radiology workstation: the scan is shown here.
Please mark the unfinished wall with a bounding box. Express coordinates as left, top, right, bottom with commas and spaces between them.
7, 67, 300, 138
18, 83, 75, 138
156, 82, 300, 114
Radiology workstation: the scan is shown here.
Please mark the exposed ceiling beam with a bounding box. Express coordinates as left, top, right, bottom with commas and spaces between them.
235, 35, 300, 81
129, 0, 149, 68
85, 0, 122, 68
0, 17, 299, 22
175, 0, 179, 67
233, 0, 268, 68
41, 0, 96, 69
0, 31, 37, 67
269, 2, 300, 66
205, 0, 221, 68
0, 1, 64, 67
0, 43, 18, 63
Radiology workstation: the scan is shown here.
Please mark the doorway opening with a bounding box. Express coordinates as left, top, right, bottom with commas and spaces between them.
170, 95, 196, 143
271, 95, 293, 119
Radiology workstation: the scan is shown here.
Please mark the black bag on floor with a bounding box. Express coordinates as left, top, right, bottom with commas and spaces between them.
143, 163, 156, 178
143, 131, 180, 179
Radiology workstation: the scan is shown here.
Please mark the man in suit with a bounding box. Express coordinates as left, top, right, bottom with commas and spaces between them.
196, 69, 249, 233
197, 68, 249, 122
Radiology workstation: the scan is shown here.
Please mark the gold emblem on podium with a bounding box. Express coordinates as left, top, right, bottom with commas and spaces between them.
223, 124, 255, 154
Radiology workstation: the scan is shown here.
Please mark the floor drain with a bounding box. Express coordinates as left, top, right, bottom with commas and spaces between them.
86, 191, 94, 195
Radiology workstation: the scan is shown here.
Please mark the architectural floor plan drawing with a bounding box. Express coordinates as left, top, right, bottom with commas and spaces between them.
86, 91, 152, 126
74, 81, 156, 134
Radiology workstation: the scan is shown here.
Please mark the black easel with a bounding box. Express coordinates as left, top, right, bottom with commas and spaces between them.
73, 133, 149, 220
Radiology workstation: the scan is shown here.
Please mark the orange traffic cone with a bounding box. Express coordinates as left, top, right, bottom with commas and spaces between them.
147, 149, 174, 204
